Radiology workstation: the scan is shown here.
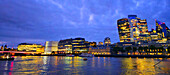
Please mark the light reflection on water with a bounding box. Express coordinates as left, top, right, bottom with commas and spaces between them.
0, 56, 170, 75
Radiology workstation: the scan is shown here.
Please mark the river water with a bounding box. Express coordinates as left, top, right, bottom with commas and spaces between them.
0, 56, 170, 75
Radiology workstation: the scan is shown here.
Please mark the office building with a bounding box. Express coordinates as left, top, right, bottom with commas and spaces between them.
104, 37, 111, 45
117, 15, 150, 44
58, 38, 72, 53
89, 42, 97, 47
18, 43, 44, 52
117, 18, 131, 42
45, 41, 58, 54
72, 38, 89, 53
89, 45, 111, 55
58, 37, 90, 54
98, 42, 104, 45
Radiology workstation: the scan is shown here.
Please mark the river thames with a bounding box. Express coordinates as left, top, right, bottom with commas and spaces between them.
0, 56, 170, 75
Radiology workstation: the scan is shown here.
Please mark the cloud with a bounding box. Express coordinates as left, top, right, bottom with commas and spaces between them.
0, 0, 169, 47
88, 14, 94, 25
49, 0, 63, 9
0, 41, 7, 44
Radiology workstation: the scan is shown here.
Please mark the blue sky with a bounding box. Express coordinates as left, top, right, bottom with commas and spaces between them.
0, 0, 170, 48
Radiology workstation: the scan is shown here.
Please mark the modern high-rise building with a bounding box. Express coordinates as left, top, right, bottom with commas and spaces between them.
138, 19, 150, 43
128, 15, 140, 43
156, 20, 169, 38
117, 18, 131, 42
117, 15, 149, 44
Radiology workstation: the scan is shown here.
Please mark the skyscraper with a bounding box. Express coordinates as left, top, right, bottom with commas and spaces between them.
117, 18, 131, 42
156, 20, 169, 38
128, 15, 140, 43
138, 19, 150, 43
117, 15, 149, 44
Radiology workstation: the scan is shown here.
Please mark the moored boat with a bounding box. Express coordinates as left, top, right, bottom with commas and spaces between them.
66, 54, 75, 57
79, 53, 94, 57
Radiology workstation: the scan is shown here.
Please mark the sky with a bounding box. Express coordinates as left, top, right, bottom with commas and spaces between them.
0, 0, 170, 48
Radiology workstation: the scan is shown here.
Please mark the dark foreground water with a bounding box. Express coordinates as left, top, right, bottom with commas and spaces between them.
0, 56, 170, 75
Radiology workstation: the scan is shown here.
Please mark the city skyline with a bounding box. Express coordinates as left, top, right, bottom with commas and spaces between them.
0, 0, 170, 47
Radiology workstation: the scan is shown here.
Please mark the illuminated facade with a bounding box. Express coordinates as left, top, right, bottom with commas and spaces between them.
45, 41, 58, 54
117, 15, 150, 44
104, 37, 111, 45
18, 43, 44, 52
58, 39, 72, 53
117, 18, 131, 42
138, 19, 150, 43
58, 37, 90, 54
128, 15, 140, 43
98, 42, 104, 45
89, 42, 97, 47
155, 20, 169, 43
72, 38, 89, 53
89, 45, 111, 55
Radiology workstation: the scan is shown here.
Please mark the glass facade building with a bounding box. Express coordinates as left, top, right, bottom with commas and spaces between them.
117, 18, 131, 42
58, 37, 90, 54
156, 20, 169, 38
117, 15, 149, 44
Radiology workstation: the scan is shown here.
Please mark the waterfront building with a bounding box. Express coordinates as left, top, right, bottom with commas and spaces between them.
117, 18, 131, 42
18, 43, 44, 52
117, 42, 136, 47
155, 20, 169, 43
117, 15, 149, 44
89, 42, 97, 47
89, 45, 111, 55
45, 41, 58, 54
156, 20, 164, 39
58, 37, 90, 54
58, 38, 72, 53
138, 19, 150, 43
128, 15, 140, 43
72, 38, 89, 53
104, 37, 111, 45
98, 42, 104, 45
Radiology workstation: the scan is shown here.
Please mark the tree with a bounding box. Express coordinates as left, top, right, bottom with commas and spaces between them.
138, 46, 144, 54
110, 47, 123, 54
167, 46, 170, 53
51, 51, 55, 55
144, 46, 149, 55
133, 47, 137, 53
125, 46, 132, 53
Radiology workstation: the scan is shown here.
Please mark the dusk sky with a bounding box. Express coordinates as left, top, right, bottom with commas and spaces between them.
0, 0, 170, 48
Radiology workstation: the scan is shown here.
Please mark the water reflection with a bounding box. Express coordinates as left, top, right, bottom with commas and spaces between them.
0, 56, 169, 75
